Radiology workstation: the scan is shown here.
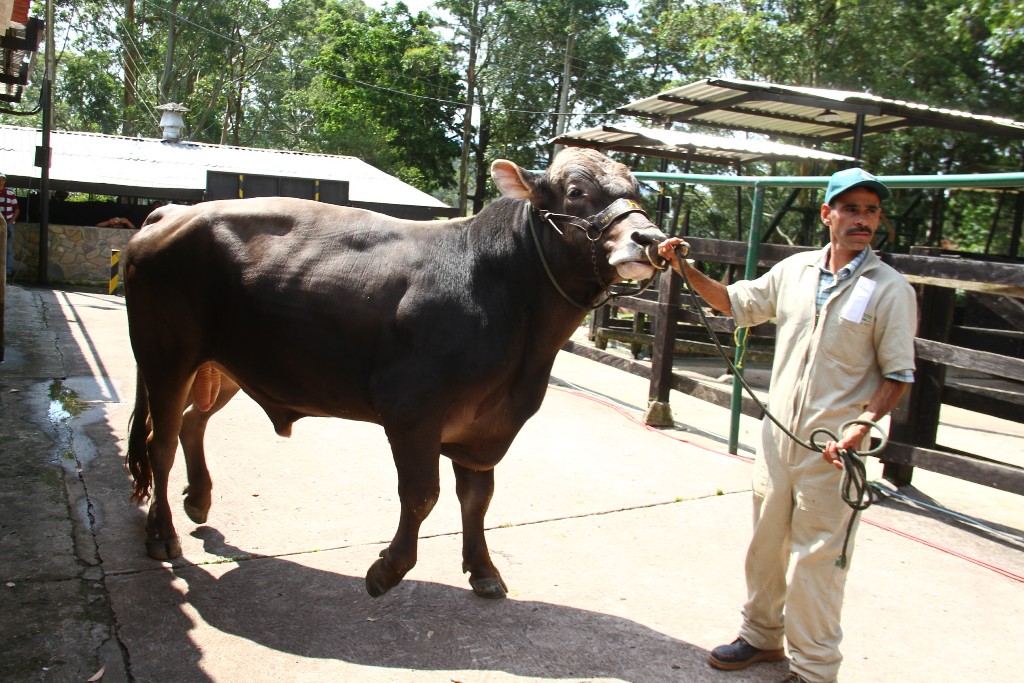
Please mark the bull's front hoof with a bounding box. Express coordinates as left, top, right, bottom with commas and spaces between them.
470, 576, 508, 599
183, 485, 211, 524
146, 534, 182, 561
365, 555, 401, 598
183, 497, 210, 524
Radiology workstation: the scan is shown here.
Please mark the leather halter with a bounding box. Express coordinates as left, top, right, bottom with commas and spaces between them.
537, 198, 649, 240
526, 198, 657, 311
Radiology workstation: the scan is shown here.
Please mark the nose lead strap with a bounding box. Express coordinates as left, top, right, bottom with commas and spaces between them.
590, 198, 647, 231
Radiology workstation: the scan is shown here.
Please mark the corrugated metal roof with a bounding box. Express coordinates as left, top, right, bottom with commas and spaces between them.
0, 125, 450, 211
617, 78, 1024, 144
552, 124, 857, 165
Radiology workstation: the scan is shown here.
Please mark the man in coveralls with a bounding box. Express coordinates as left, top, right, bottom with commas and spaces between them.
658, 168, 917, 683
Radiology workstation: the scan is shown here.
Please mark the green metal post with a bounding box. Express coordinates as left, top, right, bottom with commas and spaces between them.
728, 185, 765, 454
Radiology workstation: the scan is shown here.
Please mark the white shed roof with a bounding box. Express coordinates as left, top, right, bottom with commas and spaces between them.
0, 125, 451, 213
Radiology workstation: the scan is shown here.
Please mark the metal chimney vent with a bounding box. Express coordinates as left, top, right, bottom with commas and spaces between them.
156, 102, 190, 142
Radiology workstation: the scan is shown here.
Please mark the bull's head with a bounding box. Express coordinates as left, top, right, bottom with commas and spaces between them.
491, 148, 667, 285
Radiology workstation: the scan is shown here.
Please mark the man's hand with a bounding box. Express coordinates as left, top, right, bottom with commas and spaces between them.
657, 237, 690, 270
821, 422, 870, 470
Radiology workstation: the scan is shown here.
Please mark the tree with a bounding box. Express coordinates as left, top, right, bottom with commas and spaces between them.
244, 0, 332, 151
441, 0, 629, 212
53, 50, 122, 133
305, 1, 462, 192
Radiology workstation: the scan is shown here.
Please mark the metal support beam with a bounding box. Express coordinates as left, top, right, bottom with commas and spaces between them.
630, 171, 1024, 191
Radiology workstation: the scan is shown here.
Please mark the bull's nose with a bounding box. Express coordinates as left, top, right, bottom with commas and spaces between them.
630, 230, 664, 247
630, 229, 669, 271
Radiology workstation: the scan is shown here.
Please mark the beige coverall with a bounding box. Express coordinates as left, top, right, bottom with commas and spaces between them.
726, 246, 917, 683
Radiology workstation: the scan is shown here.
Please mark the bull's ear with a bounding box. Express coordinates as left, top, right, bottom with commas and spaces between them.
491, 159, 535, 200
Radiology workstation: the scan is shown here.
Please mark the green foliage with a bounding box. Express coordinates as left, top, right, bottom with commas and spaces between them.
484, 0, 627, 163
53, 50, 122, 133
306, 1, 462, 191
438, 0, 629, 211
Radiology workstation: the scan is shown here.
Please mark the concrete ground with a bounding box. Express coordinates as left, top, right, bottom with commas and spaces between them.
1, 283, 1022, 683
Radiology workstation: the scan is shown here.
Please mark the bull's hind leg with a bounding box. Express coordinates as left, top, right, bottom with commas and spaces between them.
142, 375, 194, 560
180, 374, 241, 524
365, 430, 441, 597
453, 463, 507, 599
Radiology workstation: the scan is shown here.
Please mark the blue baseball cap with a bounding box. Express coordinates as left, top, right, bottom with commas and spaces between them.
825, 168, 890, 205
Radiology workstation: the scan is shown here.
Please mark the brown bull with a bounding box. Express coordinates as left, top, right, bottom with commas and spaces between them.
124, 148, 666, 599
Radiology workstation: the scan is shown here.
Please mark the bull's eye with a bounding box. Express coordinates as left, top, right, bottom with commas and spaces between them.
566, 187, 584, 200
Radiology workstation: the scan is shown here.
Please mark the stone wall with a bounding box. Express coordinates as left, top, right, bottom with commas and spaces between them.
9, 223, 135, 287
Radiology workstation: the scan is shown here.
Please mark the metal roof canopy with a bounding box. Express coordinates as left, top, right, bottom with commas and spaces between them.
617, 78, 1024, 158
551, 123, 858, 165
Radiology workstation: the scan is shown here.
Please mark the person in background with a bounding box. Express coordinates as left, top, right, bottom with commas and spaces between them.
2, 172, 20, 281
97, 216, 137, 229
658, 168, 918, 683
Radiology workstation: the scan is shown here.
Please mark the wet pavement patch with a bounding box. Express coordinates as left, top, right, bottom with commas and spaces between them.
49, 379, 86, 419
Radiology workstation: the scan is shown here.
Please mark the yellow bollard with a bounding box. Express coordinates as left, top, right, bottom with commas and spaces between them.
109, 249, 120, 295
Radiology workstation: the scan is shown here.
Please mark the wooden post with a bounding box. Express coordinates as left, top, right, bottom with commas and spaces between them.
1009, 190, 1023, 258
644, 267, 681, 425
885, 246, 955, 486
590, 302, 611, 349
631, 311, 647, 358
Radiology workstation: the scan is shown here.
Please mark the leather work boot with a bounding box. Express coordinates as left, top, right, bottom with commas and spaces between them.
708, 637, 787, 671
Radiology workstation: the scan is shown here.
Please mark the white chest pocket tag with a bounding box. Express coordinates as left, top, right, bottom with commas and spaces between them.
839, 276, 876, 324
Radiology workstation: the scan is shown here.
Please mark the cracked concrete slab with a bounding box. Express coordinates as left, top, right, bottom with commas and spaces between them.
1, 287, 129, 682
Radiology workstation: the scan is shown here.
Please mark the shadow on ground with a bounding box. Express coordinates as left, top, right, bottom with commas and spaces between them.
129, 527, 711, 682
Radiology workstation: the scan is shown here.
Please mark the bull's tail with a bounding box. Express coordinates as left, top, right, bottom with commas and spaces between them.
126, 367, 153, 503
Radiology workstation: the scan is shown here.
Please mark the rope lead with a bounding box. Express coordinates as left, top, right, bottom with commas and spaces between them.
833, 445, 874, 568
